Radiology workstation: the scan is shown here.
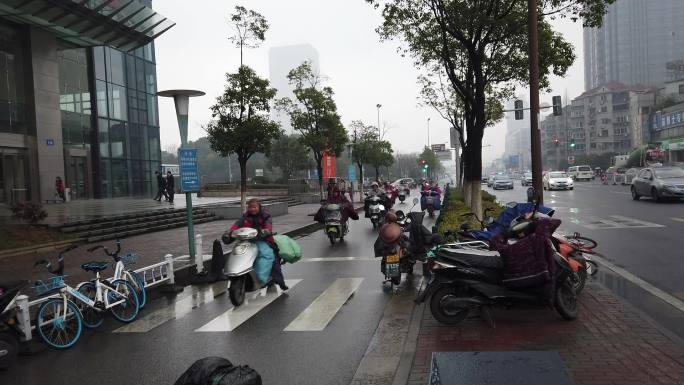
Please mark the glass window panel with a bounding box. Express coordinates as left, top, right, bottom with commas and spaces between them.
148, 125, 160, 161
142, 125, 149, 161
109, 120, 126, 159
96, 80, 107, 117
108, 84, 127, 120
136, 58, 145, 91
93, 46, 106, 81
129, 123, 143, 159
98, 118, 109, 157
147, 94, 158, 126
0, 22, 26, 134
144, 42, 155, 63
100, 158, 111, 198
111, 160, 129, 197
145, 61, 156, 94
125, 54, 136, 90
108, 48, 125, 86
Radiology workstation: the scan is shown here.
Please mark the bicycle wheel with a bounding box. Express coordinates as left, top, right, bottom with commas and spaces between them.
572, 236, 598, 250
76, 282, 104, 328
128, 271, 147, 308
36, 298, 82, 349
107, 279, 139, 322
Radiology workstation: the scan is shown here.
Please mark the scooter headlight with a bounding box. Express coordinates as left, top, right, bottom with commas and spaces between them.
234, 243, 249, 255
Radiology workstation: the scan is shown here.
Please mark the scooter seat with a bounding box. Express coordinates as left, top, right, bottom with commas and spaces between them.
437, 247, 504, 269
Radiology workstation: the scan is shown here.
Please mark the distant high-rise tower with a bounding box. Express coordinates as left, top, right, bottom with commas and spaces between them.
268, 44, 320, 133
584, 0, 684, 90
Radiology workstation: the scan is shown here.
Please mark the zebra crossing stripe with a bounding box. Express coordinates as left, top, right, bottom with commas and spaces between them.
113, 281, 227, 333
195, 279, 303, 332
284, 278, 364, 332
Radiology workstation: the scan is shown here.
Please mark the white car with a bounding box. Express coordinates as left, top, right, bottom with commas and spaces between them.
543, 171, 574, 191
568, 165, 594, 181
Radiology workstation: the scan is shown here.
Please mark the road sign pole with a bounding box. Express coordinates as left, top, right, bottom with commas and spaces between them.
158, 90, 205, 259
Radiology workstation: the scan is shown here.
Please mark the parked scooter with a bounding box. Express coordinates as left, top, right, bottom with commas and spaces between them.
0, 280, 29, 369
222, 228, 278, 306
323, 203, 348, 245
420, 190, 441, 218
418, 190, 578, 326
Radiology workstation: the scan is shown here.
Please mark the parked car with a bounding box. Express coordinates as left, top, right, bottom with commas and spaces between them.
568, 165, 594, 181
631, 167, 684, 202
481, 176, 488, 183
392, 178, 416, 189
543, 171, 574, 191
624, 168, 640, 185
521, 172, 533, 186
492, 174, 514, 190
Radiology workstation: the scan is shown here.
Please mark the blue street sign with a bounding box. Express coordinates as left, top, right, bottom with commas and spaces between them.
348, 165, 357, 181
178, 148, 200, 192
46, 139, 54, 146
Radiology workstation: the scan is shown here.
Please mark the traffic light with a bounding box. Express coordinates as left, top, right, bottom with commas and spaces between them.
553, 136, 560, 146
514, 100, 524, 120
552, 95, 562, 116
570, 139, 576, 149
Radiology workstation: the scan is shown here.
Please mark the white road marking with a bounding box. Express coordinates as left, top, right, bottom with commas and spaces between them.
284, 278, 364, 332
578, 215, 664, 229
195, 279, 302, 332
610, 215, 665, 228
114, 281, 227, 333
303, 257, 375, 262
610, 191, 632, 195
592, 254, 684, 313
670, 217, 684, 223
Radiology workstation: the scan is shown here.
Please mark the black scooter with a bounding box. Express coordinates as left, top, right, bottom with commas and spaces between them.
417, 189, 578, 326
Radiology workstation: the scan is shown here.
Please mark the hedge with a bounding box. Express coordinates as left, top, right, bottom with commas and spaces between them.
435, 186, 504, 238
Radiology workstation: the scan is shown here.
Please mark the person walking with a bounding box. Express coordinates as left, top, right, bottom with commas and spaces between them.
55, 176, 66, 202
153, 171, 168, 201
166, 171, 175, 204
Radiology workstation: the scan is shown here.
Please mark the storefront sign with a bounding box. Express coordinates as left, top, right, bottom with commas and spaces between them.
651, 110, 684, 131
178, 148, 200, 192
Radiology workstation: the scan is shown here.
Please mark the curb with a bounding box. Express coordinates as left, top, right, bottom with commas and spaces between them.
0, 238, 85, 261
392, 301, 425, 385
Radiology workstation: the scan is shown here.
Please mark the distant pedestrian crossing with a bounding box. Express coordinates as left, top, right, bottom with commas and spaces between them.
114, 277, 367, 334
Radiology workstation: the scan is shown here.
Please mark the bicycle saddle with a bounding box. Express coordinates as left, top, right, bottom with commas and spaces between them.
81, 261, 109, 272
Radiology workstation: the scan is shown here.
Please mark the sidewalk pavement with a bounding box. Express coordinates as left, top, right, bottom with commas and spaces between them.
407, 282, 684, 385
0, 203, 322, 294
0, 195, 247, 225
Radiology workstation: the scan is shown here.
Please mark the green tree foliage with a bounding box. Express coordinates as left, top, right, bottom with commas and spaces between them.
277, 62, 348, 196
267, 134, 314, 180
206, 66, 282, 209
368, 0, 614, 215
228, 5, 269, 66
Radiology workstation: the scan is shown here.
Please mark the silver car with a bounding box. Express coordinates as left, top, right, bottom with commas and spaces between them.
623, 168, 640, 185
492, 175, 514, 190
631, 167, 684, 202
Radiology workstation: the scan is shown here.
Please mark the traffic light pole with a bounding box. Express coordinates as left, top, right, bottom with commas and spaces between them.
527, 0, 543, 204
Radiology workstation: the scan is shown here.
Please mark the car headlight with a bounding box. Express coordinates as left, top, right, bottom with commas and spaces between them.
663, 184, 676, 191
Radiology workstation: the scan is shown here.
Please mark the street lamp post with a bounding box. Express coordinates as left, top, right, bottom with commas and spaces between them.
157, 89, 205, 259
527, 0, 544, 203
376, 104, 382, 137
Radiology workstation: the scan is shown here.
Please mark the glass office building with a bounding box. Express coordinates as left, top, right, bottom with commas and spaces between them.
0, 0, 173, 203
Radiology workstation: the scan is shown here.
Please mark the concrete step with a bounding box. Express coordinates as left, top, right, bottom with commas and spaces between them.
73, 212, 215, 239
60, 208, 210, 233
85, 215, 219, 243
58, 207, 208, 232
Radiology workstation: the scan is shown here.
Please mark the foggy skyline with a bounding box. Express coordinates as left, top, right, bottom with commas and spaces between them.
153, 0, 587, 165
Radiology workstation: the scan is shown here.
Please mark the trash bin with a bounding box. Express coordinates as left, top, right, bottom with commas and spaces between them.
65, 188, 71, 202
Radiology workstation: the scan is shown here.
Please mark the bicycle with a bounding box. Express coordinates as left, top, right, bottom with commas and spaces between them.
34, 246, 140, 343
86, 239, 147, 308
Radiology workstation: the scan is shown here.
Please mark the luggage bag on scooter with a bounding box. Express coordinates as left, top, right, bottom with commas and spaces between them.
274, 234, 302, 264
254, 241, 275, 285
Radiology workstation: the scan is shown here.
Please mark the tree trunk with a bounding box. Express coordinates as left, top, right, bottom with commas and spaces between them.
374, 166, 380, 181
239, 156, 248, 212
316, 159, 324, 199
357, 161, 364, 202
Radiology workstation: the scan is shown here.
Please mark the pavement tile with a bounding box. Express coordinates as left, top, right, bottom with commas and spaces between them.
408, 282, 684, 385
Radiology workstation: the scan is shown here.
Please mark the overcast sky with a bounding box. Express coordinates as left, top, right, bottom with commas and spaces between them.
154, 0, 585, 165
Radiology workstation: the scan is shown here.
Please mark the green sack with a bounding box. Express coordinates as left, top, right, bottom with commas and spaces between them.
274, 234, 302, 263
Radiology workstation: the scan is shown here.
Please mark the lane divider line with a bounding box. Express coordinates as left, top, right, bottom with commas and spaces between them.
284, 277, 364, 332
592, 254, 684, 314
195, 279, 303, 332
670, 218, 684, 223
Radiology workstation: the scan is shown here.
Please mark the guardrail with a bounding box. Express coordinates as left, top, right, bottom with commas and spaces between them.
13, 254, 175, 342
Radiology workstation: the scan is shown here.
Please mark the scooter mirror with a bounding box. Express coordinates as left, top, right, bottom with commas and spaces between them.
484, 217, 494, 226
413, 197, 419, 205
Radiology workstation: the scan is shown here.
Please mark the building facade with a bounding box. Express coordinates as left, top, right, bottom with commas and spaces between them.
569, 82, 655, 160
540, 108, 570, 171
650, 103, 684, 164
0, 0, 172, 204
584, 0, 684, 91
503, 96, 531, 171
268, 44, 319, 134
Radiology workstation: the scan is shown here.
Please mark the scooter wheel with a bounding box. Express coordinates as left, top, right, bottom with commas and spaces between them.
328, 233, 336, 245
554, 281, 578, 320
571, 268, 587, 295
430, 286, 470, 325
391, 276, 401, 286
0, 332, 19, 370
229, 276, 247, 307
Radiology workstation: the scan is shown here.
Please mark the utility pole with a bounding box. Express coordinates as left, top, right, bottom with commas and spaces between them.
427, 118, 431, 147
527, 0, 543, 203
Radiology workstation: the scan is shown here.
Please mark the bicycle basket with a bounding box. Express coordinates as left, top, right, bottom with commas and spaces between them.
32, 276, 67, 296
120, 253, 139, 266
